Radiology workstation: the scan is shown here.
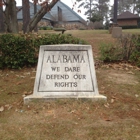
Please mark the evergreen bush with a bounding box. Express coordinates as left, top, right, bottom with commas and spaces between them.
0, 33, 87, 69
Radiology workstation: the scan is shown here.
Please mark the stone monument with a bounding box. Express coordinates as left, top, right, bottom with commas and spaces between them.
24, 44, 106, 103
112, 0, 122, 38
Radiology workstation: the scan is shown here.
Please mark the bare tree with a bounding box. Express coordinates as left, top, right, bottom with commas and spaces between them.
76, 0, 109, 22
34, 0, 38, 32
0, 0, 4, 32
4, 0, 18, 33
26, 0, 59, 32
1, 0, 59, 33
76, 0, 94, 20
22, 0, 30, 33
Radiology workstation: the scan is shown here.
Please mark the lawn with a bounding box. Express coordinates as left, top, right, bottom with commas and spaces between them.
0, 29, 140, 140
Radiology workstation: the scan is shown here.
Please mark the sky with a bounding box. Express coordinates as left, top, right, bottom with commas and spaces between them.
15, 0, 114, 20
61, 0, 114, 20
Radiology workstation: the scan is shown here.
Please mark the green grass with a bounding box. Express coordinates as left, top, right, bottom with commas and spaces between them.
122, 28, 140, 34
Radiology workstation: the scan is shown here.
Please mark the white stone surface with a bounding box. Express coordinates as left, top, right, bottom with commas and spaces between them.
24, 44, 107, 103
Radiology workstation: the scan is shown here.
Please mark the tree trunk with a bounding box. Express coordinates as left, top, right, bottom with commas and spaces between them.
113, 0, 118, 24
0, 0, 4, 32
89, 0, 92, 20
22, 0, 30, 33
4, 0, 18, 33
34, 0, 38, 32
27, 0, 59, 32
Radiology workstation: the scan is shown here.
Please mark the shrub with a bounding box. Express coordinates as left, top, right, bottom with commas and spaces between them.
129, 34, 140, 66
99, 34, 140, 67
0, 34, 38, 69
130, 51, 140, 67
117, 34, 136, 61
99, 43, 123, 62
79, 28, 86, 30
39, 26, 53, 30
46, 26, 53, 30
0, 33, 87, 69
43, 26, 47, 30
121, 25, 138, 29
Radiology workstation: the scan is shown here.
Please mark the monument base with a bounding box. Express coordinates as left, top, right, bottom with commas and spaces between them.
112, 27, 122, 38
24, 94, 107, 104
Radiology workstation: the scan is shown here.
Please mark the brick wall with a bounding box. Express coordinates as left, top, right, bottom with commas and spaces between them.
38, 20, 51, 27
18, 20, 87, 31
54, 22, 87, 30
118, 19, 137, 26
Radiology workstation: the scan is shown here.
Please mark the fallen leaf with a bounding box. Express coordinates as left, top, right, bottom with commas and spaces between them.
135, 94, 139, 98
70, 110, 76, 113
99, 90, 105, 94
111, 99, 115, 103
20, 110, 24, 113
8, 106, 13, 110
104, 104, 109, 108
0, 106, 4, 112
20, 76, 25, 78
30, 77, 35, 79
24, 72, 30, 75
112, 96, 118, 100
125, 67, 129, 71
74, 122, 78, 125
4, 104, 10, 108
127, 71, 135, 75
23, 91, 28, 95
28, 91, 32, 94
16, 81, 22, 85
7, 92, 18, 95
45, 110, 55, 117
10, 71, 14, 73
22, 95, 26, 97
104, 118, 112, 121
23, 91, 32, 96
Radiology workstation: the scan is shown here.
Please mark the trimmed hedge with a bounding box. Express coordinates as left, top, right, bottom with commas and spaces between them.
121, 25, 138, 29
39, 26, 53, 30
0, 33, 87, 69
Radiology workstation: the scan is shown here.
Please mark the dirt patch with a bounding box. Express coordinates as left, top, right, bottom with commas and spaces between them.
107, 72, 139, 85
